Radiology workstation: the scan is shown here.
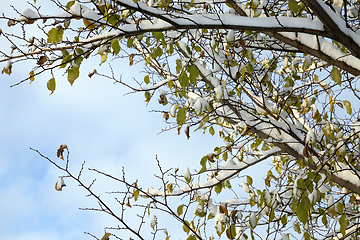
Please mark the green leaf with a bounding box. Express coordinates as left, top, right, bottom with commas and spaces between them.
107, 14, 120, 26
281, 214, 287, 226
167, 183, 173, 193
209, 126, 215, 136
134, 189, 139, 201
178, 71, 189, 88
225, 180, 232, 189
303, 232, 310, 240
226, 225, 236, 239
66, 0, 75, 10
246, 176, 253, 185
111, 38, 120, 55
67, 67, 79, 85
60, 55, 72, 69
186, 235, 196, 240
177, 205, 184, 216
337, 202, 344, 215
331, 67, 341, 85
187, 65, 199, 85
296, 197, 310, 224
74, 56, 83, 67
339, 215, 346, 235
200, 156, 207, 173
127, 38, 134, 48
183, 220, 190, 234
194, 45, 201, 52
246, 62, 253, 75
289, 0, 300, 13
152, 32, 164, 42
47, 28, 63, 46
62, 49, 69, 57
343, 100, 352, 115
222, 151, 228, 161
214, 182, 222, 195
144, 75, 150, 84
75, 48, 84, 55
176, 107, 186, 125
154, 46, 162, 58
144, 91, 151, 102
322, 215, 328, 228
47, 77, 56, 95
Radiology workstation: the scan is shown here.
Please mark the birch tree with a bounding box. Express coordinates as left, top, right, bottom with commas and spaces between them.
2, 0, 360, 239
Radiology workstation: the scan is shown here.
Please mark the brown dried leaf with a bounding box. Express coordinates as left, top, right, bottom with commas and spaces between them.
37, 55, 47, 65
7, 19, 16, 27
55, 177, 66, 191
219, 202, 228, 216
207, 153, 215, 163
336, 102, 344, 108
163, 112, 169, 121
302, 143, 311, 158
177, 126, 181, 135
239, 38, 246, 48
265, 176, 270, 187
126, 198, 132, 207
88, 69, 97, 78
231, 210, 238, 222
57, 143, 68, 160
135, 18, 141, 30
199, 51, 205, 58
29, 36, 34, 45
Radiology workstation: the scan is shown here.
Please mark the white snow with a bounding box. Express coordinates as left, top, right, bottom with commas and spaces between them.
18, 8, 40, 21
226, 30, 235, 42
184, 167, 191, 181
241, 181, 250, 193
70, 2, 82, 16
55, 177, 66, 191
249, 212, 257, 228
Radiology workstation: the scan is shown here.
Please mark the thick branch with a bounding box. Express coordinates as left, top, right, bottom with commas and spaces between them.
226, 0, 360, 76
303, 0, 360, 60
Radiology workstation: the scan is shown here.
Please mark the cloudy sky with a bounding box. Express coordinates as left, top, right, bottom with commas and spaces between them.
0, 1, 231, 239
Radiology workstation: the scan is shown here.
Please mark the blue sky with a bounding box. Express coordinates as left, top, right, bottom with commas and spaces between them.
0, 1, 226, 239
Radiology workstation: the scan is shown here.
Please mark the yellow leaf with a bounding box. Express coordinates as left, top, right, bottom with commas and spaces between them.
101, 233, 111, 240
29, 71, 35, 83
83, 19, 98, 30
343, 100, 352, 115
100, 54, 107, 65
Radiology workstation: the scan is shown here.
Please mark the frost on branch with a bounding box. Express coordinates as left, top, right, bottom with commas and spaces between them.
6, 0, 360, 239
